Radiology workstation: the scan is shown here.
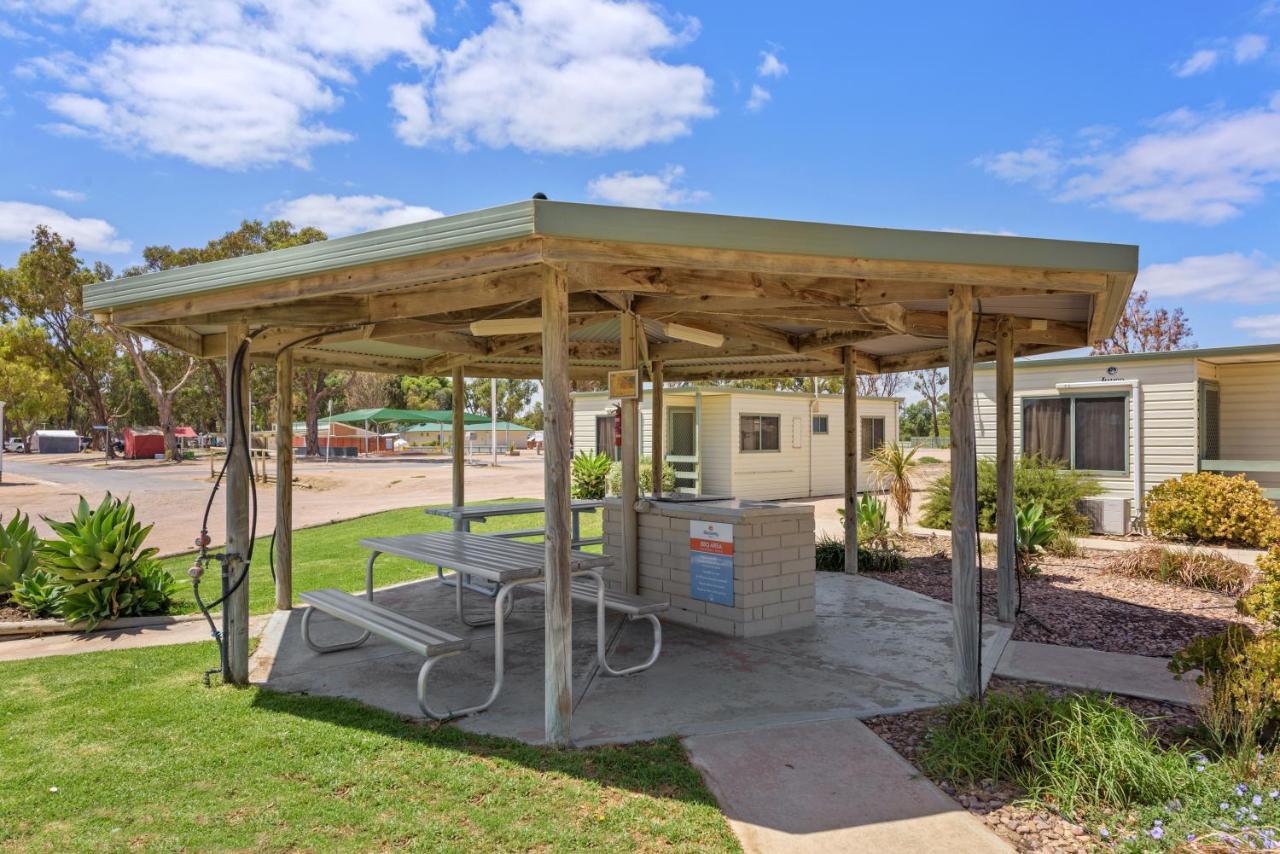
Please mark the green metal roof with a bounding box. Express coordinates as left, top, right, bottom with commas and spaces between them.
320, 408, 489, 426
83, 199, 1139, 312
404, 420, 530, 432
974, 342, 1280, 371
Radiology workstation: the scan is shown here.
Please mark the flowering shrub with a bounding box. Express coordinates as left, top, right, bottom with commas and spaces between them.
1144, 472, 1280, 548
1171, 625, 1280, 749
920, 455, 1100, 534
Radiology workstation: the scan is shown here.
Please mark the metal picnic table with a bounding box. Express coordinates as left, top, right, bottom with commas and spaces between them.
358, 531, 613, 716
424, 500, 604, 598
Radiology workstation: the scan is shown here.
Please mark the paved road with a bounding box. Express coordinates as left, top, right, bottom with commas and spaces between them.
2, 456, 208, 493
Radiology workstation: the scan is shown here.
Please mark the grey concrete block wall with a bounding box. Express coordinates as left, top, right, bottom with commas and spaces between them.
602, 499, 817, 637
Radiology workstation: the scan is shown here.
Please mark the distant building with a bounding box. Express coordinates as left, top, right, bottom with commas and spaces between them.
29, 429, 80, 454
401, 420, 534, 450
573, 386, 900, 500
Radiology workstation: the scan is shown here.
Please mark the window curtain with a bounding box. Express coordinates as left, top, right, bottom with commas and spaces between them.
1023, 398, 1070, 464
1075, 397, 1126, 471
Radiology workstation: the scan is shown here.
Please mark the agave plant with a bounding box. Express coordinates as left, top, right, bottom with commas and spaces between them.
1015, 501, 1058, 577
9, 569, 63, 618
0, 512, 39, 595
571, 451, 613, 499
39, 494, 160, 629
855, 493, 891, 550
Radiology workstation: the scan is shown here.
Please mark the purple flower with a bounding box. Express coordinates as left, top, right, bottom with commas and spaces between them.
1255, 795, 1265, 806
1271, 790, 1279, 799
1222, 802, 1232, 811
1236, 783, 1249, 796
1098, 826, 1109, 838
1150, 826, 1164, 840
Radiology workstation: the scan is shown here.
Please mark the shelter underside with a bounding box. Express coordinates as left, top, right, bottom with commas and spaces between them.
85, 201, 1137, 380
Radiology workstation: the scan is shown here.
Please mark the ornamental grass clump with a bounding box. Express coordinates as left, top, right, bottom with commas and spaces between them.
1144, 472, 1280, 548
920, 689, 1206, 813
1103, 545, 1254, 596
38, 494, 175, 629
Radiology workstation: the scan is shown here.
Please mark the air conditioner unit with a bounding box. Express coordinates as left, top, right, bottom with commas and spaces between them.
1078, 497, 1132, 535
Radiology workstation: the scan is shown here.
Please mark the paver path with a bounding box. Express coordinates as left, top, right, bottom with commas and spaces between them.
0, 616, 269, 662
994, 640, 1198, 705
684, 717, 1011, 853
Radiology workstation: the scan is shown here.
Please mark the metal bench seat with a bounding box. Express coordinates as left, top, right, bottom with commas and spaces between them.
300, 588, 482, 720
524, 580, 668, 677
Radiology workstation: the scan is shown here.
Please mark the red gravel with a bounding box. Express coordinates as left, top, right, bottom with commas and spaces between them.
863, 534, 1261, 657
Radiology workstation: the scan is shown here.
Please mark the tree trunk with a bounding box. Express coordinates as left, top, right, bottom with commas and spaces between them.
158, 396, 180, 462
89, 383, 116, 459
305, 397, 321, 457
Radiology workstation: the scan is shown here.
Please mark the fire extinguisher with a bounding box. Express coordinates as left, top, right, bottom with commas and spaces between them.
612, 405, 623, 448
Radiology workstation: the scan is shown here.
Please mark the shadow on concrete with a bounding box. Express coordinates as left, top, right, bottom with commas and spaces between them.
251, 573, 1011, 748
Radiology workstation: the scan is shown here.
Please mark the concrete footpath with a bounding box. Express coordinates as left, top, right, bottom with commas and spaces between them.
0, 616, 269, 662
994, 640, 1198, 705
685, 717, 1011, 853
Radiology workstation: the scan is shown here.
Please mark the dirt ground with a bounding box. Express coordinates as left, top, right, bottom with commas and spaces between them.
0, 452, 550, 556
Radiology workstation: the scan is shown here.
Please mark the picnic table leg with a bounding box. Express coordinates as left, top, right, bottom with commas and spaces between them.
365, 551, 379, 600
583, 569, 663, 678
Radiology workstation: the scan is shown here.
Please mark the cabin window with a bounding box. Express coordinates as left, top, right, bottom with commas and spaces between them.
1023, 394, 1127, 474
860, 416, 886, 459
740, 414, 781, 452
812, 414, 829, 435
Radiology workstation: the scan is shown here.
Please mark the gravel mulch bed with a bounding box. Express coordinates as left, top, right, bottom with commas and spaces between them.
863, 533, 1261, 657
0, 597, 28, 622
864, 677, 1201, 852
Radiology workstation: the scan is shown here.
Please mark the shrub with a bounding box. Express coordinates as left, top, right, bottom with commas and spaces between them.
0, 512, 39, 594
1144, 472, 1280, 548
920, 689, 1206, 812
1047, 531, 1081, 558
920, 455, 1100, 535
918, 455, 943, 464
815, 534, 844, 571
1238, 544, 1280, 629
813, 534, 907, 573
1102, 545, 1253, 595
570, 452, 612, 499
856, 494, 890, 549
1170, 625, 1280, 750
38, 494, 169, 629
607, 456, 678, 496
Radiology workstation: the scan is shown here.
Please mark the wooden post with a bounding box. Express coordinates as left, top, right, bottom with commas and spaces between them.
274, 350, 293, 611
620, 311, 639, 594
451, 367, 465, 529
542, 266, 574, 746
224, 322, 252, 685
995, 317, 1017, 624
949, 288, 980, 698
651, 360, 664, 499
843, 347, 859, 574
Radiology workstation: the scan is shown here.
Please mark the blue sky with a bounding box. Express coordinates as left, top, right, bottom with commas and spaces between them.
2, 0, 1279, 349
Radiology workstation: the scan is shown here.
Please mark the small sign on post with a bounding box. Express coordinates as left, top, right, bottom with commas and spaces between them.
607, 368, 641, 401
689, 520, 734, 606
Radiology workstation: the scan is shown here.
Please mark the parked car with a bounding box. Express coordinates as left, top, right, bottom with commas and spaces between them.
526, 431, 544, 451
4, 437, 25, 453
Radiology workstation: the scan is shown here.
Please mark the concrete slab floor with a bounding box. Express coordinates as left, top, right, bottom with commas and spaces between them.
252, 573, 1012, 746
995, 640, 1200, 706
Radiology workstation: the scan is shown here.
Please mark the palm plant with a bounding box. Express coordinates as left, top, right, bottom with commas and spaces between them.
570, 452, 613, 499
869, 441, 920, 531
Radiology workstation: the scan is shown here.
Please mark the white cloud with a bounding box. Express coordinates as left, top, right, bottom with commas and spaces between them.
21, 0, 437, 169
269, 193, 444, 236
1137, 251, 1280, 302
0, 201, 130, 253
757, 50, 787, 78
1174, 48, 1219, 77
1235, 33, 1269, 62
587, 165, 706, 208
50, 188, 86, 202
1233, 314, 1280, 339
391, 0, 714, 153
746, 84, 771, 112
981, 95, 1280, 224
973, 143, 1063, 189
1173, 33, 1268, 76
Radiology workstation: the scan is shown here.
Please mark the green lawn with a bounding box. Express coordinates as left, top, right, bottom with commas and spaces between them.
0, 642, 736, 852
159, 499, 602, 616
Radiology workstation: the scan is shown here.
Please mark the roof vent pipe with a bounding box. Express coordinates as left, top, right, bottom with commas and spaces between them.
532, 192, 548, 200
